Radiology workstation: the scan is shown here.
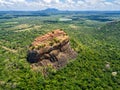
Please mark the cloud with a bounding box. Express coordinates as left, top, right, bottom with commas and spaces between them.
0, 0, 120, 11
114, 0, 120, 5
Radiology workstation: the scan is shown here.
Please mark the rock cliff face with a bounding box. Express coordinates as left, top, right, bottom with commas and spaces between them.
27, 29, 77, 69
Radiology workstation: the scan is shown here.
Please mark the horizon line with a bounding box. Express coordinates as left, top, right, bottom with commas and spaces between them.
0, 10, 120, 12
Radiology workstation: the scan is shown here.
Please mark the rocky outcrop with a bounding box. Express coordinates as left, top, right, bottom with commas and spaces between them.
27, 29, 77, 69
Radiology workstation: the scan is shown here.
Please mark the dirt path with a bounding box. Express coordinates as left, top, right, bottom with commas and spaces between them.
1, 46, 17, 53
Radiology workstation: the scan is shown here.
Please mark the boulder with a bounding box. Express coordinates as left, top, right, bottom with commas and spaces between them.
27, 29, 77, 69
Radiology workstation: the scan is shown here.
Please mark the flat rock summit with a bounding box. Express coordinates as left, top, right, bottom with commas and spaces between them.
27, 29, 77, 69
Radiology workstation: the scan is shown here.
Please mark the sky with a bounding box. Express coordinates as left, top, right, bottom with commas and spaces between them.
0, 0, 120, 11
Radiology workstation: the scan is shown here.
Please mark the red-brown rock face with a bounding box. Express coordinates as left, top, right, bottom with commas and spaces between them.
27, 29, 77, 69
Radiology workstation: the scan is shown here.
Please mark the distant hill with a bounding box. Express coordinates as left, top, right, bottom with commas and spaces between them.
41, 8, 60, 12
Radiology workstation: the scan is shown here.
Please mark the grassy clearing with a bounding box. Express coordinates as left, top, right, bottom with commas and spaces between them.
69, 24, 78, 29
14, 25, 42, 32
33, 25, 42, 29
13, 24, 31, 30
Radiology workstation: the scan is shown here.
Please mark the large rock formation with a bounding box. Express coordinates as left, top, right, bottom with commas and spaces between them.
27, 29, 77, 69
